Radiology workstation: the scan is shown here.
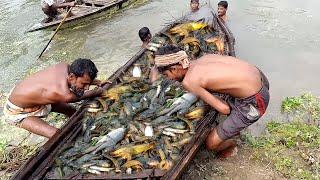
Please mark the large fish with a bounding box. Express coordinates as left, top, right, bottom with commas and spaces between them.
84, 127, 126, 154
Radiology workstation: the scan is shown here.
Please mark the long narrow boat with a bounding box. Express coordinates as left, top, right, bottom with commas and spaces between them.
13, 13, 235, 180
27, 0, 140, 32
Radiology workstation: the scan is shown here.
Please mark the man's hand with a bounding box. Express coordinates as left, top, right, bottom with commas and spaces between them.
183, 80, 230, 115
149, 66, 160, 83
159, 93, 198, 116
69, 1, 76, 7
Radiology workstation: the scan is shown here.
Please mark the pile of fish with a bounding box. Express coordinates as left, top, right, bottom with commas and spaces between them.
46, 21, 227, 178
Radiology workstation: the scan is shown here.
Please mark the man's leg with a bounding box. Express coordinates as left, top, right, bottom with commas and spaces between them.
206, 128, 237, 158
206, 110, 240, 158
20, 116, 58, 138
51, 103, 76, 117
206, 128, 235, 150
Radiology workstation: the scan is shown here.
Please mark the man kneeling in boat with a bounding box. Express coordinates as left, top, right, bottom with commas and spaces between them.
3, 58, 106, 138
151, 45, 270, 158
41, 0, 76, 23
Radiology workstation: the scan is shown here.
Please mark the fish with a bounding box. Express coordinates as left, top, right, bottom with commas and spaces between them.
84, 100, 102, 113
159, 160, 173, 170
158, 148, 166, 161
151, 116, 176, 125
162, 131, 176, 137
123, 160, 143, 170
169, 22, 207, 38
87, 169, 101, 175
206, 37, 224, 54
172, 137, 192, 147
111, 142, 155, 160
103, 154, 121, 173
96, 98, 108, 112
89, 166, 114, 172
84, 100, 100, 109
177, 116, 195, 133
82, 117, 95, 143
164, 128, 188, 134
136, 108, 157, 121
166, 121, 186, 130
101, 85, 131, 101
185, 107, 205, 120
180, 37, 200, 46
84, 127, 126, 154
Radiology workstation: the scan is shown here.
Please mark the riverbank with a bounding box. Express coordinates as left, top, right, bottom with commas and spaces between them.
183, 93, 320, 180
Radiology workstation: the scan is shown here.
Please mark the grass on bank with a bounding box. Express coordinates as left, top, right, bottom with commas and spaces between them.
244, 93, 320, 179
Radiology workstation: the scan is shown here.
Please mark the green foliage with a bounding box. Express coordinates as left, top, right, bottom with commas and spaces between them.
246, 93, 320, 179
245, 121, 320, 179
0, 138, 8, 153
281, 96, 303, 113
281, 92, 320, 125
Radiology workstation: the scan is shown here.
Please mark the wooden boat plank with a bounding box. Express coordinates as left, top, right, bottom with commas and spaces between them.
27, 0, 129, 32
83, 0, 119, 6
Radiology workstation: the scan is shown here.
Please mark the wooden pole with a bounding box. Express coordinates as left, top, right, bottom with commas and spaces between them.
37, 7, 73, 60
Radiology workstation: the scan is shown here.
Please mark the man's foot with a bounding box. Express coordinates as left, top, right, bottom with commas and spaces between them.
216, 144, 238, 159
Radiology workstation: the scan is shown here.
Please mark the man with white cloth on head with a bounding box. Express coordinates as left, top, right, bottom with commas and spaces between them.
41, 0, 75, 23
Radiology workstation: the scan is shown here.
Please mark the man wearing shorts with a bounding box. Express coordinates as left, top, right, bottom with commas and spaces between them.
151, 45, 270, 157
3, 58, 106, 138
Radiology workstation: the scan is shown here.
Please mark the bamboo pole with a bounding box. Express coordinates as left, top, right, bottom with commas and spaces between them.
37, 7, 73, 60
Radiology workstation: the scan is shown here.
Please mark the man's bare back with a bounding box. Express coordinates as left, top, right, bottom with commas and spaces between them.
154, 45, 270, 158
9, 63, 73, 108
4, 58, 100, 138
184, 54, 262, 98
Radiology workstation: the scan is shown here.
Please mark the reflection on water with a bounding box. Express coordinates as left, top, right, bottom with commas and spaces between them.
0, 0, 320, 135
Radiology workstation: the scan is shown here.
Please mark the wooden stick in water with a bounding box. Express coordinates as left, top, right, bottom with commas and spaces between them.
37, 7, 73, 60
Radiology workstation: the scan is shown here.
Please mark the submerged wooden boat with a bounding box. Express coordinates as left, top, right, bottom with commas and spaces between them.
13, 13, 235, 180
27, 0, 140, 32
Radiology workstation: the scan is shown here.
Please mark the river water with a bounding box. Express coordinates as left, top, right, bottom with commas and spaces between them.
0, 0, 320, 136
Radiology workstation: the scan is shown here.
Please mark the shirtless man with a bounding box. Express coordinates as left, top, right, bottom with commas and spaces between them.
3, 58, 106, 138
152, 45, 270, 157
217, 1, 228, 23
41, 0, 75, 23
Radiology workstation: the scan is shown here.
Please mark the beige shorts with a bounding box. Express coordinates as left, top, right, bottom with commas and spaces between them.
3, 98, 51, 127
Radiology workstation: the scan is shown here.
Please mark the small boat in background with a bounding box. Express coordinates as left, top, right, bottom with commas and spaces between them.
27, 0, 141, 32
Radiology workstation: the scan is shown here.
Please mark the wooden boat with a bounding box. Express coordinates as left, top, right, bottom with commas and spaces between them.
13, 13, 235, 180
27, 0, 140, 32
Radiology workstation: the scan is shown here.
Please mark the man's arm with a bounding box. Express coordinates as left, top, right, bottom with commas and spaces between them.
149, 66, 161, 83
66, 87, 104, 103
91, 79, 112, 87
183, 80, 230, 115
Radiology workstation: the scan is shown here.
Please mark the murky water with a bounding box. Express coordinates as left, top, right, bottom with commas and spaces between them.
1, 0, 320, 135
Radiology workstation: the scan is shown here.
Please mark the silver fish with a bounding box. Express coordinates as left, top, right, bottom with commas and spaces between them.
84, 127, 126, 154
164, 128, 188, 134
89, 166, 114, 172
